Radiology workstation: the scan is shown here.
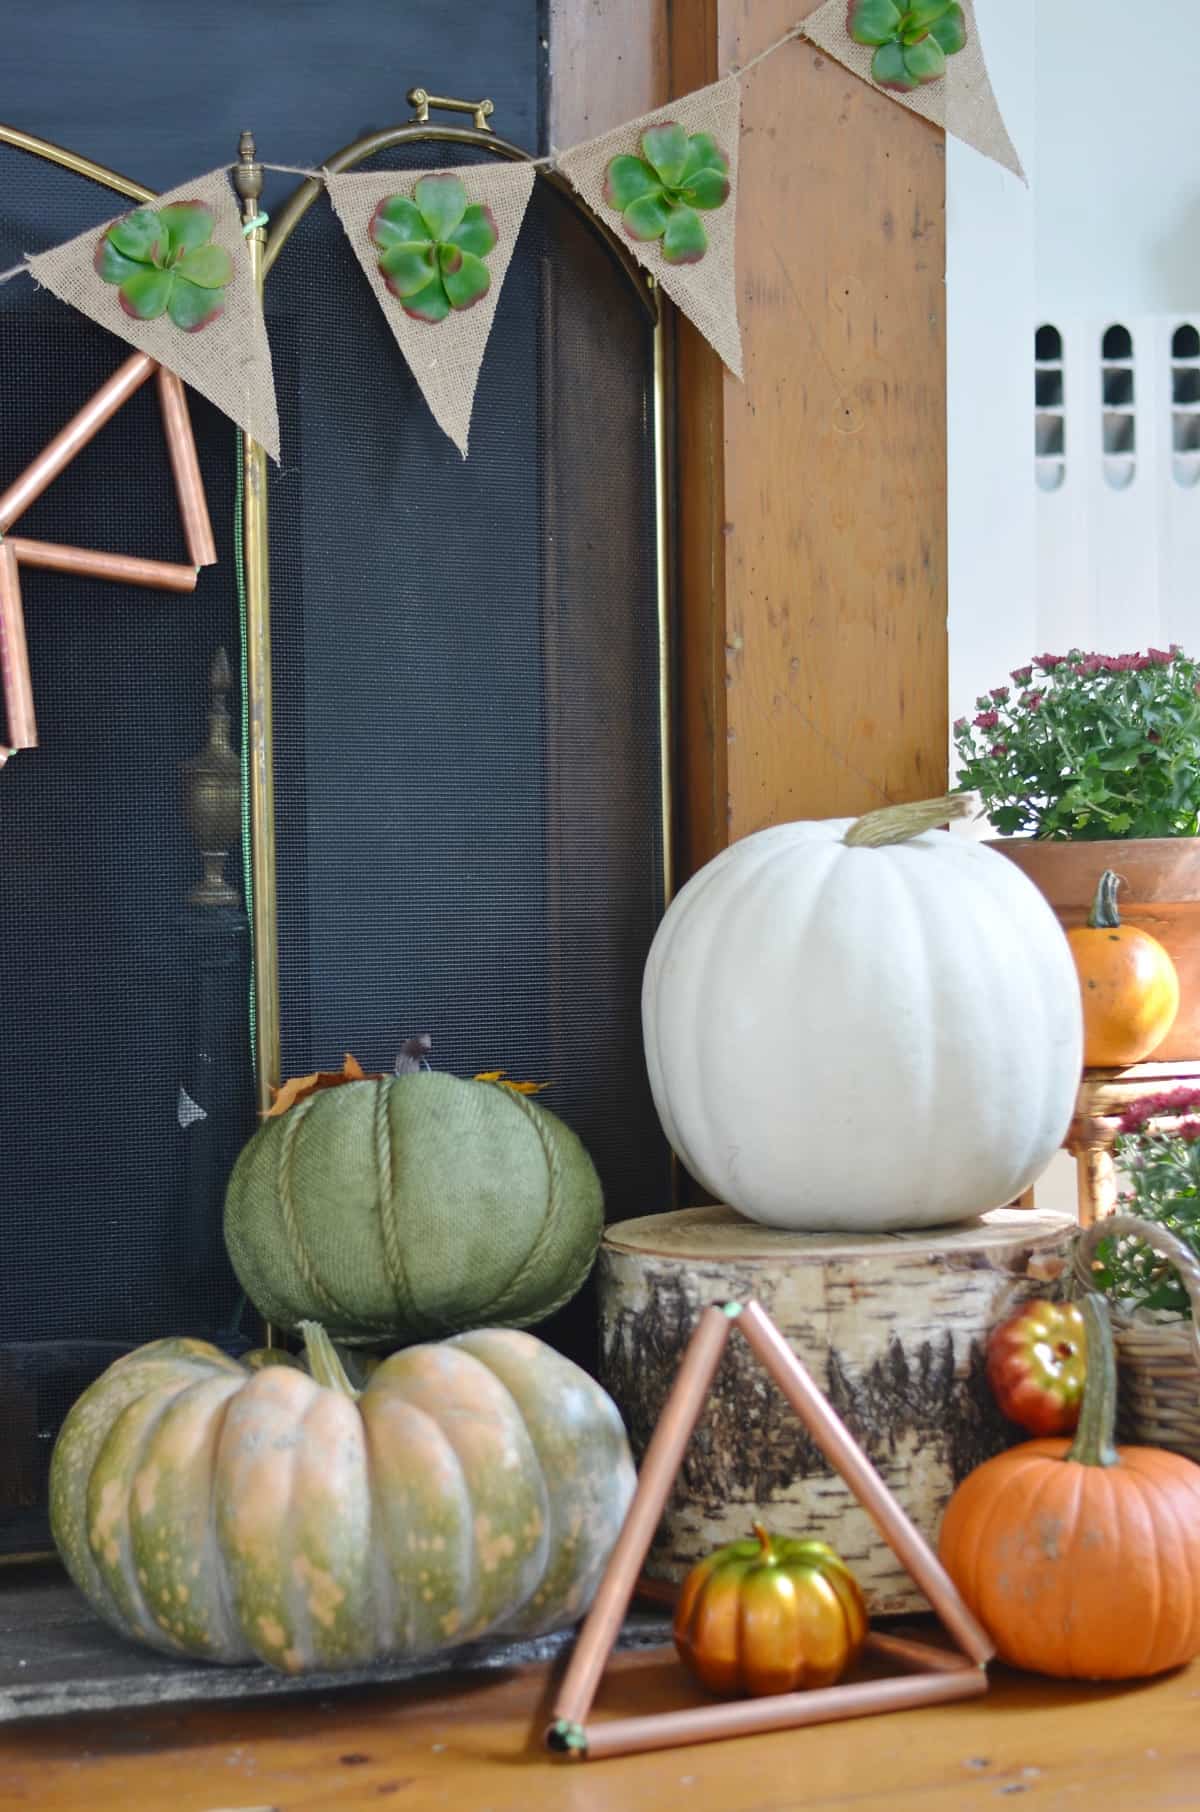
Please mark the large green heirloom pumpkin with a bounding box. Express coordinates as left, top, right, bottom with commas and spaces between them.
50, 1323, 635, 1672
224, 1072, 604, 1344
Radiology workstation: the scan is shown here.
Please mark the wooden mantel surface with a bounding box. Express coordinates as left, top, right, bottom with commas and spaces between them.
3, 1638, 1198, 1810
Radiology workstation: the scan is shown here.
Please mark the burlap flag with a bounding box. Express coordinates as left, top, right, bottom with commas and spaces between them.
803, 0, 1024, 180
327, 161, 536, 457
557, 76, 743, 380
27, 168, 280, 460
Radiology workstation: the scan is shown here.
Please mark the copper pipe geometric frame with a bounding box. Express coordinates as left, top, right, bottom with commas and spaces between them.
0, 538, 36, 750
548, 1301, 992, 1763
0, 110, 672, 1120
6, 535, 201, 592
0, 342, 215, 752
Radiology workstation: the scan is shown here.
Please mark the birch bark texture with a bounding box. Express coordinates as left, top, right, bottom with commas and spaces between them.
598, 1206, 1074, 1614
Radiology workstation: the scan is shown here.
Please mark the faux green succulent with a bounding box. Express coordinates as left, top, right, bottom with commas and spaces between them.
95, 203, 233, 332
370, 175, 499, 325
603, 124, 730, 266
848, 0, 967, 92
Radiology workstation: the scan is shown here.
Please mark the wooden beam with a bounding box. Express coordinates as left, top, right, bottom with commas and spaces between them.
552, 0, 948, 880
677, 1, 949, 868
548, 0, 669, 138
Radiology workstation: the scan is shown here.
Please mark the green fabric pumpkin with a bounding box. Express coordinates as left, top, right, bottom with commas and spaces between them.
50, 1322, 636, 1671
224, 1072, 604, 1345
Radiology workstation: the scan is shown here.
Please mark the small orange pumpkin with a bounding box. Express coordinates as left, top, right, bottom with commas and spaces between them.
939, 1294, 1200, 1679
1067, 869, 1179, 1067
673, 1525, 867, 1697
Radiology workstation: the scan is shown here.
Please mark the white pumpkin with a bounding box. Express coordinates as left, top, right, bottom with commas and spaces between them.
642, 796, 1083, 1232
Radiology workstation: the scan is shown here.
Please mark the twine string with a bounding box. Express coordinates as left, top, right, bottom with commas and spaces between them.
0, 26, 813, 288
731, 20, 808, 79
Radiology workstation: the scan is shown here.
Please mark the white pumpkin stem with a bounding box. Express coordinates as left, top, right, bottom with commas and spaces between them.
842, 792, 979, 848
297, 1321, 360, 1399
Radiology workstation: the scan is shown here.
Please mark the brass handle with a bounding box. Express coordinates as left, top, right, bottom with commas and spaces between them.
406, 87, 494, 132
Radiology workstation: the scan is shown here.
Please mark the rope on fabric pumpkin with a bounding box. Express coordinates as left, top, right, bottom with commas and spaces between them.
373, 1077, 442, 1340
483, 1085, 571, 1325
274, 1098, 357, 1325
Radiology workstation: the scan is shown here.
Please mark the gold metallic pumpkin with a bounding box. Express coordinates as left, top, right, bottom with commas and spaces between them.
673, 1524, 868, 1697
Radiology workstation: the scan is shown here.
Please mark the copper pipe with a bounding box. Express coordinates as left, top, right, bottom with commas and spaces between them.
0, 353, 157, 532
0, 540, 36, 748
576, 1665, 988, 1762
737, 1303, 995, 1669
9, 537, 197, 594
550, 1305, 734, 1736
864, 1629, 979, 1675
156, 369, 217, 568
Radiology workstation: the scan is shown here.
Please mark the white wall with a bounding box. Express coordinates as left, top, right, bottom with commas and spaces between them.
947, 0, 1200, 1216
949, 0, 1200, 727
946, 0, 1036, 739
1036, 1, 1200, 319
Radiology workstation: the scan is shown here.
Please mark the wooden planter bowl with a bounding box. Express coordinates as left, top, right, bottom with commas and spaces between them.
1075, 1213, 1200, 1463
990, 837, 1200, 1062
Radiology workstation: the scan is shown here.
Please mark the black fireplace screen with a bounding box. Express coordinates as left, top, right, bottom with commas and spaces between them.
0, 138, 670, 1554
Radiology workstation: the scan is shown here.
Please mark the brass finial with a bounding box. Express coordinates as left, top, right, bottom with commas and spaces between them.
233, 129, 263, 213
181, 647, 243, 908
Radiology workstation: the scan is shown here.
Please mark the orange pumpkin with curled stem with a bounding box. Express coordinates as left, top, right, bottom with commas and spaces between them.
673, 1525, 868, 1697
940, 1294, 1200, 1679
1068, 870, 1180, 1067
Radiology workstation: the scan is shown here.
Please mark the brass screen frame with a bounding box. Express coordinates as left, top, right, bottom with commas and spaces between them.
0, 116, 674, 1111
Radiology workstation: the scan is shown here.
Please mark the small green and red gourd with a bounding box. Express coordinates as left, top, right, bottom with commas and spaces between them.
985, 1297, 1086, 1436
941, 1294, 1200, 1678
223, 1068, 604, 1345
50, 1322, 635, 1672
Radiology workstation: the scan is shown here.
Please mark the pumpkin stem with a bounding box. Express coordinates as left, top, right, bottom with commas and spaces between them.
1065, 1294, 1120, 1469
842, 792, 978, 848
297, 1321, 361, 1399
752, 1522, 774, 1561
1087, 869, 1124, 930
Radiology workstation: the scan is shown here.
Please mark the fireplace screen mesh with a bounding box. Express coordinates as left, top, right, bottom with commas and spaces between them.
266, 140, 669, 1237
0, 139, 669, 1554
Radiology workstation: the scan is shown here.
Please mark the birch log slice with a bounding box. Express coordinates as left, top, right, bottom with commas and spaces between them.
598, 1205, 1075, 1616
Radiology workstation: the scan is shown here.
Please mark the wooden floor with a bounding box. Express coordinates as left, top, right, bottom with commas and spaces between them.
2, 1640, 1198, 1811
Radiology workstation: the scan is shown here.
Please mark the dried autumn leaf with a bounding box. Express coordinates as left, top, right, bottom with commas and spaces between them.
473, 1069, 551, 1095
266, 1051, 385, 1118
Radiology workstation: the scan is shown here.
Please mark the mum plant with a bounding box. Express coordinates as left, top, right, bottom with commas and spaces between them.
953, 647, 1200, 840
1089, 1088, 1200, 1317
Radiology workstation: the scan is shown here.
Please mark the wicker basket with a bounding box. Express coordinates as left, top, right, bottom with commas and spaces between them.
1075, 1212, 1200, 1464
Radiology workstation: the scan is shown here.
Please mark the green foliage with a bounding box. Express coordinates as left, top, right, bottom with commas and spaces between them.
1090, 1090, 1200, 1318
602, 125, 730, 265
953, 648, 1200, 840
370, 176, 499, 324
95, 203, 233, 332
848, 0, 967, 91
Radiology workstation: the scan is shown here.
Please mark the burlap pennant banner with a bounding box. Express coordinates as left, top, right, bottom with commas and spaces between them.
803, 0, 1024, 181
557, 75, 743, 379
27, 168, 280, 460
327, 161, 536, 457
